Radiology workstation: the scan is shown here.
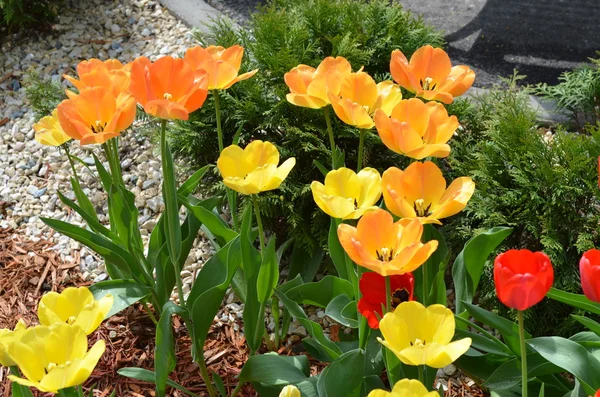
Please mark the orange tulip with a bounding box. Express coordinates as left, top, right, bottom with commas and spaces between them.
390, 45, 475, 104
64, 58, 131, 97
184, 45, 258, 90
338, 208, 438, 276
284, 56, 352, 109
382, 161, 475, 225
328, 70, 402, 129
374, 98, 459, 159
129, 56, 208, 120
57, 86, 136, 145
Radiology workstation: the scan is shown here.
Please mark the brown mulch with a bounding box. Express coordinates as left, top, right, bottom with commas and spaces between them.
0, 227, 487, 397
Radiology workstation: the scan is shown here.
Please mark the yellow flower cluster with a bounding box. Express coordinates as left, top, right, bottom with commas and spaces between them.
0, 287, 112, 393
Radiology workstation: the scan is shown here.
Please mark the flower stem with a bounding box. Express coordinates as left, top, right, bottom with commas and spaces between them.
252, 197, 266, 254
323, 107, 336, 169
230, 381, 244, 397
272, 295, 280, 348
197, 353, 217, 397
518, 310, 528, 397
418, 365, 425, 385
421, 262, 428, 306
385, 276, 392, 313
142, 300, 158, 325
63, 144, 81, 183
213, 90, 224, 153
356, 129, 365, 172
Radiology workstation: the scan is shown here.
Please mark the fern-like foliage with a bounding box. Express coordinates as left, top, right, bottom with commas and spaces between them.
170, 0, 443, 252
0, 0, 62, 29
23, 70, 66, 121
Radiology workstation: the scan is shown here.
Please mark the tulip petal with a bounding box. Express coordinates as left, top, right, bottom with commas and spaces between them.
286, 93, 328, 109
409, 45, 452, 86
390, 50, 420, 92
284, 65, 315, 94
262, 157, 296, 191
374, 81, 403, 116
356, 209, 397, 259
429, 177, 475, 220
243, 141, 280, 171
328, 91, 375, 129
379, 311, 411, 351
426, 339, 472, 368
426, 304, 455, 345
356, 167, 382, 208
311, 181, 354, 218
337, 224, 363, 266
218, 145, 247, 179
340, 71, 378, 110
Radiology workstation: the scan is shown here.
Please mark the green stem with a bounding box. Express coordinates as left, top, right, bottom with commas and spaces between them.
518, 310, 528, 397
63, 144, 81, 183
272, 295, 280, 348
230, 381, 244, 397
197, 352, 218, 397
421, 262, 428, 306
142, 300, 158, 325
111, 137, 124, 184
323, 107, 336, 169
356, 129, 365, 172
213, 89, 224, 152
280, 309, 291, 344
418, 365, 425, 385
252, 197, 266, 255
385, 276, 392, 313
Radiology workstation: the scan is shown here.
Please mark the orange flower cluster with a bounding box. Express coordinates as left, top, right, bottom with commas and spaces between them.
35, 45, 257, 147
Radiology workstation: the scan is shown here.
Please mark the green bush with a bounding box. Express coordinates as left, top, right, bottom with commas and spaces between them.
169, 0, 444, 252
534, 55, 600, 128
0, 0, 62, 29
444, 76, 600, 336
23, 71, 66, 121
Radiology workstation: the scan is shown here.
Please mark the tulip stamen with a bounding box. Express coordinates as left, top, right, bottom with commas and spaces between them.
413, 198, 432, 217
67, 316, 77, 325
409, 338, 426, 347
46, 362, 58, 373
90, 120, 107, 134
376, 247, 395, 262
391, 288, 410, 307
420, 77, 437, 91
163, 92, 173, 101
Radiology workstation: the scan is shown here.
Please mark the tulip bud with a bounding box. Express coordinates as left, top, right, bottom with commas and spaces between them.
279, 385, 301, 397
580, 249, 600, 303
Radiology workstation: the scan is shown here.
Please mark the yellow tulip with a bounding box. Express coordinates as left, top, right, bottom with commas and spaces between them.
284, 56, 351, 109
217, 140, 296, 195
368, 379, 440, 397
280, 385, 301, 397
0, 319, 27, 366
378, 301, 472, 368
38, 287, 113, 335
374, 98, 459, 159
311, 167, 381, 219
327, 70, 402, 129
8, 323, 105, 393
337, 209, 438, 276
33, 110, 72, 146
382, 161, 475, 225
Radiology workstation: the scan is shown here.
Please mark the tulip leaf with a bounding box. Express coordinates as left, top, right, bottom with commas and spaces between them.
328, 218, 350, 282
10, 367, 34, 397
546, 288, 600, 315
161, 139, 182, 265
180, 195, 237, 245
529, 336, 600, 395
257, 236, 279, 304
313, 159, 329, 177
325, 294, 355, 328
155, 301, 188, 397
288, 244, 324, 283
455, 328, 513, 357
341, 300, 359, 327
88, 279, 153, 318
453, 227, 513, 315
107, 182, 144, 254
92, 153, 113, 193
284, 275, 354, 308
69, 176, 99, 225
484, 353, 562, 390
189, 237, 242, 354
57, 191, 116, 241
275, 288, 343, 360
117, 367, 199, 397
317, 349, 365, 397
572, 315, 600, 337
239, 353, 310, 384
464, 302, 531, 357
177, 165, 209, 197
415, 224, 448, 305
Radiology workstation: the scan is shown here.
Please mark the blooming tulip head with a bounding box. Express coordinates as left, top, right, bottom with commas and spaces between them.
328, 70, 402, 129
64, 58, 131, 97
378, 301, 472, 368
129, 56, 208, 120
184, 45, 258, 90
217, 140, 296, 195
38, 287, 113, 335
494, 249, 554, 310
311, 167, 381, 219
279, 385, 301, 397
390, 45, 475, 104
358, 272, 415, 329
382, 161, 475, 225
374, 98, 459, 159
33, 109, 72, 146
8, 323, 105, 393
368, 379, 440, 397
0, 319, 27, 367
57, 86, 136, 145
580, 249, 600, 303
337, 208, 438, 276
284, 56, 351, 109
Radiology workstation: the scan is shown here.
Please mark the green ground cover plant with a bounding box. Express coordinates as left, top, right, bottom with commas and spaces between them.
0, 0, 62, 29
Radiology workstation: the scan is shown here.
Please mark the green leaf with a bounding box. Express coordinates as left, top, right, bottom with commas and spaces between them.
464, 302, 530, 357
238, 353, 310, 385
325, 294, 355, 328
117, 367, 199, 397
529, 336, 600, 395
313, 159, 329, 177
288, 244, 324, 283
178, 165, 209, 197
88, 280, 152, 318
155, 302, 188, 397
455, 328, 513, 357
180, 195, 237, 244
213, 371, 227, 397
453, 227, 513, 314
484, 353, 562, 390
275, 289, 343, 360
11, 372, 35, 397
317, 349, 365, 397
161, 139, 182, 265
93, 153, 113, 192
57, 191, 116, 241
328, 218, 349, 281
107, 183, 143, 253
572, 315, 600, 336
428, 260, 448, 306
546, 288, 600, 315
70, 176, 99, 225
284, 275, 354, 307
415, 224, 448, 305
257, 236, 279, 304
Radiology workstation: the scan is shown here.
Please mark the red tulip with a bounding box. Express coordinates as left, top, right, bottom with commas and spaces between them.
595, 388, 600, 397
494, 249, 554, 310
580, 249, 600, 303
357, 272, 414, 329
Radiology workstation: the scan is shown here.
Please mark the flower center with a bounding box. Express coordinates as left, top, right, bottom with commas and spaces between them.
391, 288, 410, 307
421, 77, 436, 91
413, 198, 432, 217
67, 316, 77, 325
90, 120, 106, 134
163, 92, 173, 100
410, 338, 426, 347
376, 247, 395, 262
